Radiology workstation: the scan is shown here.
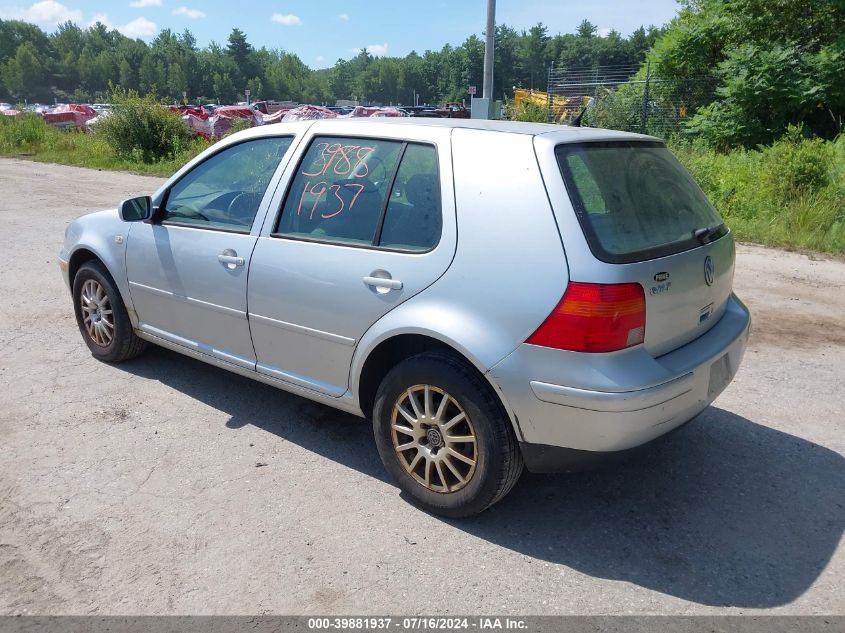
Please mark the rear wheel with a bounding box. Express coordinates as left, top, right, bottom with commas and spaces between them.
373, 351, 523, 517
72, 261, 147, 363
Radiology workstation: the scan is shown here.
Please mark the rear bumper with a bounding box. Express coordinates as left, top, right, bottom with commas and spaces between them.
489, 294, 751, 471
518, 417, 696, 473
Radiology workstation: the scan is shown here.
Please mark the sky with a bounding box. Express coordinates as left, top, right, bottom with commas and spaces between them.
0, 0, 682, 68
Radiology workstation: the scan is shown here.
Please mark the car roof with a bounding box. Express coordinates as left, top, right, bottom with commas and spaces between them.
224, 117, 659, 147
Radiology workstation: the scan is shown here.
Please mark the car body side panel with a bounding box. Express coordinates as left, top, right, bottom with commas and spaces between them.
60, 209, 139, 325
348, 128, 570, 425
125, 225, 259, 367
248, 124, 457, 396
124, 132, 307, 368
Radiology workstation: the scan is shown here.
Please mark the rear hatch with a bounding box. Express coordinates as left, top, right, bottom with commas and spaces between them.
545, 138, 734, 357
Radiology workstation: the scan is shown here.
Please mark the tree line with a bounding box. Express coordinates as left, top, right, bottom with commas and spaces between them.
0, 18, 663, 105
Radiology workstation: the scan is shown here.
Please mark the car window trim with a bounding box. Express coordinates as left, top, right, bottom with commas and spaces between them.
373, 142, 408, 246
269, 135, 441, 254
157, 219, 252, 235
157, 134, 296, 233
265, 233, 439, 255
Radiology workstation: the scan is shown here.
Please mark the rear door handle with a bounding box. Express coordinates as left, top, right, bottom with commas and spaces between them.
363, 276, 403, 290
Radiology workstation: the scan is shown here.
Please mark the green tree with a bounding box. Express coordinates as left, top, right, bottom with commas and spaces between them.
328, 59, 354, 100
652, 0, 845, 145
520, 23, 550, 90
119, 58, 134, 89
459, 35, 484, 97
494, 25, 520, 99
576, 19, 597, 38
0, 13, 663, 107
0, 19, 52, 62
167, 62, 187, 100
226, 28, 259, 89
213, 71, 236, 103
245, 76, 263, 101
138, 54, 165, 94
3, 41, 47, 100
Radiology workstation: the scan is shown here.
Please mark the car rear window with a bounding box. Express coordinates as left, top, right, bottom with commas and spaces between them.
556, 141, 727, 264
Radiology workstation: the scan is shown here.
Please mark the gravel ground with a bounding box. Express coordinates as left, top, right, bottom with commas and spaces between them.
0, 158, 842, 615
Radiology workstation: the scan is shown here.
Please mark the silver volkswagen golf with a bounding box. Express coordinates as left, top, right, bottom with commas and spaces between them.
60, 119, 751, 517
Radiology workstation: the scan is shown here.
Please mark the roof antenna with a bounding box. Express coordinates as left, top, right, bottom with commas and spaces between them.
570, 105, 588, 127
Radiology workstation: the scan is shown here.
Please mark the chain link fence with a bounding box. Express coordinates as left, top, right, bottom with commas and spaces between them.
546, 63, 717, 139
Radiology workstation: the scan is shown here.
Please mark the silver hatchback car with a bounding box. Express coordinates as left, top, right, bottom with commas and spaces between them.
60, 119, 751, 517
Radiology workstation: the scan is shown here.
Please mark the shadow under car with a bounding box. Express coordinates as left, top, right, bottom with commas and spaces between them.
116, 346, 844, 608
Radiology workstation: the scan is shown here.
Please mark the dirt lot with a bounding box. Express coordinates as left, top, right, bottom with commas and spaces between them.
0, 157, 843, 615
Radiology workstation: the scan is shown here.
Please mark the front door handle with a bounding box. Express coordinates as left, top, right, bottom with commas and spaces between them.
218, 249, 245, 268
363, 275, 403, 290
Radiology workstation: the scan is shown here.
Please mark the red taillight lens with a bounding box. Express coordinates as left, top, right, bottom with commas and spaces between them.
526, 282, 646, 353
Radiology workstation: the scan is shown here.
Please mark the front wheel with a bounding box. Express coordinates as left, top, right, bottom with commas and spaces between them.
72, 261, 147, 363
372, 352, 523, 517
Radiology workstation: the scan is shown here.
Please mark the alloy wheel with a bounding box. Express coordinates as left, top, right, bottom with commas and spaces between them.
79, 279, 114, 347
390, 385, 478, 493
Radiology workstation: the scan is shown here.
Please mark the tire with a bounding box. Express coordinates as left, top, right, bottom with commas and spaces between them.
373, 351, 523, 518
72, 260, 147, 363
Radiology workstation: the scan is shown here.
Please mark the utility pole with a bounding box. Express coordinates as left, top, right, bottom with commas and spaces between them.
482, 0, 496, 118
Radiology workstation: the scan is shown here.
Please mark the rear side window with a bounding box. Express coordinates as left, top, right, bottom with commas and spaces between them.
380, 144, 441, 251
556, 141, 726, 264
276, 137, 441, 251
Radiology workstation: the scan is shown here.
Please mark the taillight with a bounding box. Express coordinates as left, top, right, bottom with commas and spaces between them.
526, 282, 646, 353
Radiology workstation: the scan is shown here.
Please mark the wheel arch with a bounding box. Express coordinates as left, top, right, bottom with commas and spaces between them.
67, 244, 138, 328
68, 247, 104, 287
354, 330, 524, 442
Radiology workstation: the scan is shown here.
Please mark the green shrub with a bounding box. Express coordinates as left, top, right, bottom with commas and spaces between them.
96, 87, 193, 163
760, 125, 832, 200
0, 112, 49, 150
583, 84, 644, 132
224, 116, 253, 136
670, 133, 845, 253
510, 99, 548, 123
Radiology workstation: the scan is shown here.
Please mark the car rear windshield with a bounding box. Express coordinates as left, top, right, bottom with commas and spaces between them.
556, 141, 727, 264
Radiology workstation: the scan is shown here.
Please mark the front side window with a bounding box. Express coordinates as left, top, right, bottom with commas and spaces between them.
163, 136, 293, 232
276, 136, 441, 251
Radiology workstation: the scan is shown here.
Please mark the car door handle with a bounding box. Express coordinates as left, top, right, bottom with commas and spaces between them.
363, 276, 403, 290
218, 253, 245, 267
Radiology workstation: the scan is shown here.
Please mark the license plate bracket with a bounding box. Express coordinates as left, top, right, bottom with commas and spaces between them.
708, 353, 732, 398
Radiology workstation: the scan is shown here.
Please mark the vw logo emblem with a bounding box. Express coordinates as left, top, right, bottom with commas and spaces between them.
426, 428, 443, 447
704, 256, 715, 286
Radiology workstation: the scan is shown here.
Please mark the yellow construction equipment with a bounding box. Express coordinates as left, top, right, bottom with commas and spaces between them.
512, 89, 590, 122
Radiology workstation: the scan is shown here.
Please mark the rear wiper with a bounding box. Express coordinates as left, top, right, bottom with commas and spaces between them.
694, 224, 723, 243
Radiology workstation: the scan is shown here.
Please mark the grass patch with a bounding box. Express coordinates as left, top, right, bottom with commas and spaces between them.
0, 113, 209, 177
670, 130, 844, 254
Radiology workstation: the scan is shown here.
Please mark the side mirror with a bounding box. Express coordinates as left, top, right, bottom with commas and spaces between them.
118, 196, 152, 222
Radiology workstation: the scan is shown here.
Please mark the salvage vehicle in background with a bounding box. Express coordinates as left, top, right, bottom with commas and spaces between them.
434, 102, 469, 118
59, 118, 750, 517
